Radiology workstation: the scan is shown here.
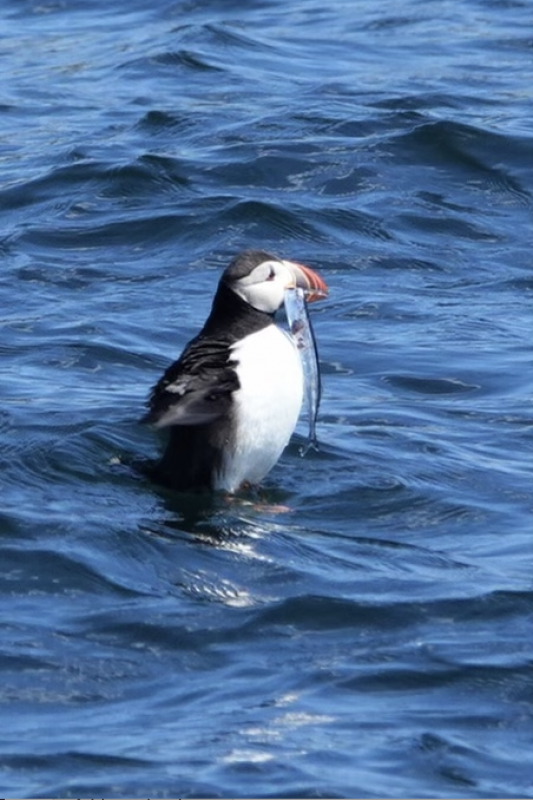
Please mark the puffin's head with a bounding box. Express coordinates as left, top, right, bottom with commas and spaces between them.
222, 249, 328, 315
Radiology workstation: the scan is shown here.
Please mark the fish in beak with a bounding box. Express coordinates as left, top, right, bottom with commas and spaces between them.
283, 260, 328, 303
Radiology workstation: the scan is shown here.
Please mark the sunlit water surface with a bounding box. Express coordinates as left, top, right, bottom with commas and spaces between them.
1, 0, 532, 797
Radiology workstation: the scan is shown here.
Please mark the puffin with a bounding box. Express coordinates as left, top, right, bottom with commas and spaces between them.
144, 249, 328, 493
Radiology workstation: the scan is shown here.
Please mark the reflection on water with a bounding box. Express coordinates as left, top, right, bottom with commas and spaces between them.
1, 0, 532, 797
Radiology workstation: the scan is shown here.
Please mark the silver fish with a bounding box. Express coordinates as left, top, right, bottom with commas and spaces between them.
284, 286, 322, 455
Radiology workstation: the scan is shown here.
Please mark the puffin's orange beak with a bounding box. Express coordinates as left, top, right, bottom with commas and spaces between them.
284, 261, 328, 303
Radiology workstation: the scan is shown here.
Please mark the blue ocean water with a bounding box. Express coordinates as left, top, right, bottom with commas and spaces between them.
1, 0, 532, 797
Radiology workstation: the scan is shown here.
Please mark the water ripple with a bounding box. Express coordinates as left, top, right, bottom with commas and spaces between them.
1, 0, 532, 797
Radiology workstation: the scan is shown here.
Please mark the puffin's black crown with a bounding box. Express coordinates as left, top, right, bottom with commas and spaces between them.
222, 249, 277, 283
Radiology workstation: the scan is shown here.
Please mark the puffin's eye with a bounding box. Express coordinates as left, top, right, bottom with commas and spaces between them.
266, 266, 276, 281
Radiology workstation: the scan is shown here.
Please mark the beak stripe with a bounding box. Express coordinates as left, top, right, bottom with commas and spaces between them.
286, 261, 328, 303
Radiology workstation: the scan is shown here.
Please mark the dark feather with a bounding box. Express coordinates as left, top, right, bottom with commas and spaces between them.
144, 334, 240, 428
150, 422, 227, 491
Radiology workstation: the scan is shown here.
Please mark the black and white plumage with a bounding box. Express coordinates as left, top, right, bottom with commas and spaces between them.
144, 249, 327, 493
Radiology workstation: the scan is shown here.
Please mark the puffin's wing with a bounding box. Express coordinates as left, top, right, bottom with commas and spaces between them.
143, 336, 239, 429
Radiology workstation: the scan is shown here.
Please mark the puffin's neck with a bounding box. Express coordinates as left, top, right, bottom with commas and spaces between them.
201, 281, 274, 341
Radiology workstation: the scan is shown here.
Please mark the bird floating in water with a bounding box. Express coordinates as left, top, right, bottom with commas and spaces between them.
144, 249, 328, 493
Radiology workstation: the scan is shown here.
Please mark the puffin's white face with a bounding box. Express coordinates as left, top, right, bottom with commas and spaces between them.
231, 258, 297, 314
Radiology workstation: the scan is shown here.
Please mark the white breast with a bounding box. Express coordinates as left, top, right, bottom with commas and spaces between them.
214, 325, 303, 492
